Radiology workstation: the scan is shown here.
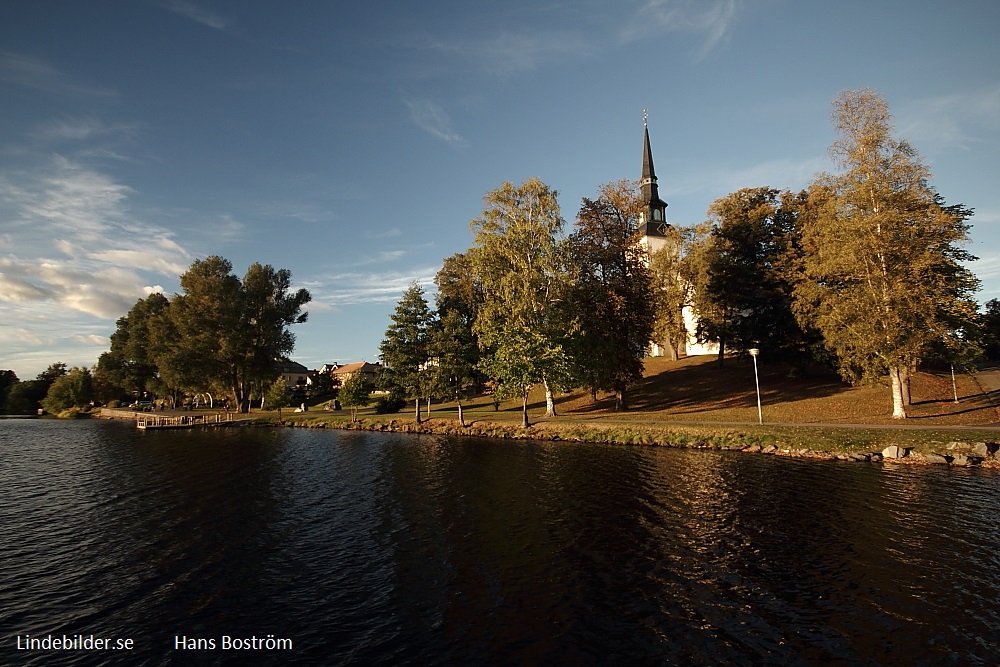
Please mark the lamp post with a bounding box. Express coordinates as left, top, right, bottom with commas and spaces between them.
749, 348, 762, 425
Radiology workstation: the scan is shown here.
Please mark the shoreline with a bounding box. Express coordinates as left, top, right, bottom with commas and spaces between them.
264, 413, 1000, 469
94, 406, 1000, 468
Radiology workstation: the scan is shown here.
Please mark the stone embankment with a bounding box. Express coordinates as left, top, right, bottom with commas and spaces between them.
877, 442, 1000, 467
273, 416, 1000, 468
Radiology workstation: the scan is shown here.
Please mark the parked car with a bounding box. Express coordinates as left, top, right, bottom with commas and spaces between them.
129, 400, 154, 412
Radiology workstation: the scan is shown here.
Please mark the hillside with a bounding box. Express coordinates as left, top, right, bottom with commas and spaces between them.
462, 355, 1000, 427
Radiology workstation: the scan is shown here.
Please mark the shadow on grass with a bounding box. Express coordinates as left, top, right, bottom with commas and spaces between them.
567, 356, 846, 416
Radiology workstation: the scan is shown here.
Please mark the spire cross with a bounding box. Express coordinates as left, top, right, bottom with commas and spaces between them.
643, 108, 648, 127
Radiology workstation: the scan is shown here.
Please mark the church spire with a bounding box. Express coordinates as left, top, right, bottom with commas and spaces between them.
639, 110, 668, 236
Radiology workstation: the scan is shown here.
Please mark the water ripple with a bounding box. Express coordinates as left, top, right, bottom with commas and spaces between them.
1, 421, 999, 665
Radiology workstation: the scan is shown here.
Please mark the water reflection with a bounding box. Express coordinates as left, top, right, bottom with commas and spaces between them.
1, 422, 998, 665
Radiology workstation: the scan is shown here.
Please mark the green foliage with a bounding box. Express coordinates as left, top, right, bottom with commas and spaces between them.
373, 393, 407, 414
566, 180, 655, 409
4, 379, 47, 415
262, 378, 292, 411
99, 292, 169, 397
689, 187, 813, 363
41, 367, 94, 414
982, 299, 1000, 361
795, 89, 980, 417
648, 225, 694, 360
339, 373, 373, 422
470, 178, 573, 421
378, 283, 435, 421
0, 370, 18, 413
143, 256, 311, 411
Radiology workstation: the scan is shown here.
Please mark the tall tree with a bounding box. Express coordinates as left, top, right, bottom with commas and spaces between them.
431, 308, 479, 427
689, 187, 806, 364
647, 224, 694, 361
98, 292, 169, 397
796, 89, 980, 418
470, 178, 572, 420
151, 256, 311, 411
566, 180, 654, 410
41, 367, 94, 414
379, 283, 435, 423
339, 373, 373, 423
981, 299, 1000, 362
0, 370, 18, 413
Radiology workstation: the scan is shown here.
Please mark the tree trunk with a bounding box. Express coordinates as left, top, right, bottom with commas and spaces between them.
901, 367, 912, 406
414, 397, 422, 424
521, 388, 530, 428
717, 338, 726, 367
425, 396, 431, 419
615, 386, 626, 411
890, 366, 907, 419
543, 378, 556, 417
457, 400, 466, 428
664, 336, 679, 361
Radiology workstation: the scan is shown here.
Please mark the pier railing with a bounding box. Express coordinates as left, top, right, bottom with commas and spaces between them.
136, 413, 234, 429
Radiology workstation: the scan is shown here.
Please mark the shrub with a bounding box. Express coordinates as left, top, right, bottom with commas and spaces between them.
374, 395, 407, 414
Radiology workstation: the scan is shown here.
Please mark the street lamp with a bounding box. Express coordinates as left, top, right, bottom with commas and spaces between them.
748, 348, 762, 425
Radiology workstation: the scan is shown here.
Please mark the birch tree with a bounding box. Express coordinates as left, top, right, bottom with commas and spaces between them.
796, 89, 979, 418
470, 178, 572, 421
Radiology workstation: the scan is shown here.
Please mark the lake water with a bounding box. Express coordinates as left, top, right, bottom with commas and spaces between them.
1, 419, 998, 666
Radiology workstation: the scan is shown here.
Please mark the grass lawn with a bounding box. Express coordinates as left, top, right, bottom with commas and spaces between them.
270, 355, 1000, 457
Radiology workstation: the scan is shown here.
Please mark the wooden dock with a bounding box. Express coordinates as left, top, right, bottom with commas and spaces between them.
136, 413, 240, 430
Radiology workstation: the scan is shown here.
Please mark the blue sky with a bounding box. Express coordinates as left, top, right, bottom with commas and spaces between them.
2, 0, 999, 380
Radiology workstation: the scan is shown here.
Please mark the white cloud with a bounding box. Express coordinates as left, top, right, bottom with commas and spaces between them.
0, 325, 47, 346
160, 1, 232, 30
0, 271, 52, 302
0, 156, 194, 326
898, 83, 1000, 151
671, 155, 827, 204
0, 52, 118, 97
69, 334, 109, 346
622, 0, 743, 58
420, 25, 592, 77
31, 117, 139, 144
303, 267, 439, 307
404, 99, 465, 146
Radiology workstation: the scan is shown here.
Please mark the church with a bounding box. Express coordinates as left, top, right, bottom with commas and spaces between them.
634, 117, 718, 358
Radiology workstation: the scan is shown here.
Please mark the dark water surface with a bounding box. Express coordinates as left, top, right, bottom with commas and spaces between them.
1, 419, 998, 666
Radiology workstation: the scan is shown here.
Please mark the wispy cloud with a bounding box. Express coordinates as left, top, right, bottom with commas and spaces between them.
31, 117, 139, 145
302, 267, 439, 308
160, 1, 232, 30
670, 155, 827, 205
0, 52, 118, 97
898, 83, 1000, 150
443, 29, 592, 76
621, 0, 744, 58
404, 99, 465, 147
0, 155, 193, 323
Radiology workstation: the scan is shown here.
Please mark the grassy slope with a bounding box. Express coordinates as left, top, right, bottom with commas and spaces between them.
280, 356, 1000, 456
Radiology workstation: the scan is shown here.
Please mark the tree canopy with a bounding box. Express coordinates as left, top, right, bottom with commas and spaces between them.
470, 177, 573, 424
795, 89, 980, 418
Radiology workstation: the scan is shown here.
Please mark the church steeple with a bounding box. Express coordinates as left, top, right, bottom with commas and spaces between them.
639, 111, 669, 237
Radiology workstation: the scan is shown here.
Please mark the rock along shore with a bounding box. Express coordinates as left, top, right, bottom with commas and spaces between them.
266, 415, 1000, 469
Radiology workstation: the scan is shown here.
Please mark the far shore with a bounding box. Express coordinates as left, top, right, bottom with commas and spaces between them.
98, 406, 1000, 469
95, 355, 1000, 468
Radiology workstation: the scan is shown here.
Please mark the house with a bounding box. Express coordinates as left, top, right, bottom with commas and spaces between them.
274, 359, 310, 388
635, 116, 718, 358
331, 361, 382, 386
